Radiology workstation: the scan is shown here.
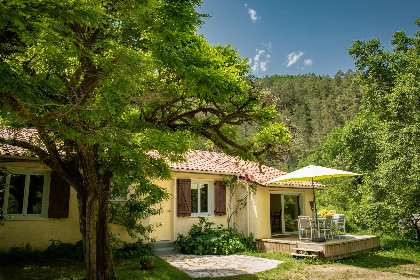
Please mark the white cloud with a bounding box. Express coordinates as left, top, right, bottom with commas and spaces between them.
248, 8, 258, 23
245, 4, 259, 23
304, 59, 313, 66
286, 51, 304, 67
250, 47, 270, 74
260, 61, 268, 72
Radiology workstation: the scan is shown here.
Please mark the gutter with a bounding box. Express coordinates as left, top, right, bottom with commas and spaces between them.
0, 155, 40, 161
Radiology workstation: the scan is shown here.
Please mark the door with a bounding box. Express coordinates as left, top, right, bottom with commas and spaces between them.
150, 198, 172, 240
270, 193, 302, 234
283, 194, 301, 232
150, 182, 173, 241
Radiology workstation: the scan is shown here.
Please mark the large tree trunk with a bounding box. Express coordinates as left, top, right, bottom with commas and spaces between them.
78, 188, 116, 280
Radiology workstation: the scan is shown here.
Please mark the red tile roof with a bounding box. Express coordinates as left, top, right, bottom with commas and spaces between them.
169, 150, 324, 187
0, 128, 323, 188
0, 128, 39, 157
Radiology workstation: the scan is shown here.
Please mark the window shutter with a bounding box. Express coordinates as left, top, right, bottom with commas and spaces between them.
0, 170, 5, 215
177, 179, 191, 217
214, 181, 226, 216
48, 171, 70, 219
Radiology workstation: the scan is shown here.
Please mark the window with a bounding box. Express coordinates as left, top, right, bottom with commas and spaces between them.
110, 181, 128, 202
177, 179, 226, 217
191, 181, 211, 216
3, 170, 50, 218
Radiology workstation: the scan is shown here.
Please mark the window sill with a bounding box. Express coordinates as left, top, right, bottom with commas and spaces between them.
190, 214, 212, 217
5, 217, 49, 221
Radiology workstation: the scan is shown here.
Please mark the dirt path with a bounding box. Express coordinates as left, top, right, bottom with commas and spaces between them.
299, 264, 420, 280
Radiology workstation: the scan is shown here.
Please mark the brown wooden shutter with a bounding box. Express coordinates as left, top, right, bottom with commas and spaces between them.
0, 170, 5, 215
48, 171, 70, 219
214, 181, 226, 216
177, 179, 191, 217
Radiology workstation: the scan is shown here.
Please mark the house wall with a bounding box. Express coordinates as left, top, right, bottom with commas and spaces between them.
0, 160, 316, 250
0, 187, 82, 251
232, 184, 249, 236
0, 167, 232, 250
252, 186, 315, 239
163, 172, 230, 240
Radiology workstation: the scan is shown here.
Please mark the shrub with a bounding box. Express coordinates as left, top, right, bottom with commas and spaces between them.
0, 241, 83, 261
0, 239, 155, 261
44, 240, 84, 259
174, 217, 255, 255
113, 240, 155, 259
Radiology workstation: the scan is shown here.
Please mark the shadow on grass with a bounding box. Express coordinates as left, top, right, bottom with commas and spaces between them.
338, 253, 415, 269
0, 258, 86, 280
115, 257, 194, 280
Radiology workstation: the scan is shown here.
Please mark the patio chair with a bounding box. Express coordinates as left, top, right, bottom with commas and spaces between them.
298, 216, 315, 241
319, 215, 333, 240
272, 212, 281, 232
332, 214, 346, 238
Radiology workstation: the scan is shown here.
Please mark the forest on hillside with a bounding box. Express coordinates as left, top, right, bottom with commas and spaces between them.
258, 70, 361, 171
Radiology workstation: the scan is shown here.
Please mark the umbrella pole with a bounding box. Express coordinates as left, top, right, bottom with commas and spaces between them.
312, 178, 318, 230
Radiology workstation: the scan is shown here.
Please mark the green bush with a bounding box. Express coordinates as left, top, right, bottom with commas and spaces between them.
44, 240, 84, 259
113, 240, 155, 259
0, 239, 155, 261
174, 217, 255, 255
0, 241, 83, 261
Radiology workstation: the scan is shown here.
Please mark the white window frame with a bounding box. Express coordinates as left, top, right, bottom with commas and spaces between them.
270, 191, 304, 234
190, 180, 213, 216
3, 169, 51, 219
109, 181, 129, 202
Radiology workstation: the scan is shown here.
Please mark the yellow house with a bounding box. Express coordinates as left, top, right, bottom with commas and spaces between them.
0, 130, 323, 251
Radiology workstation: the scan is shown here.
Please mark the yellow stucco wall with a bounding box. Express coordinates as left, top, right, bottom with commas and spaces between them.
0, 160, 316, 250
252, 186, 315, 239
233, 186, 249, 236
0, 187, 82, 251
169, 172, 229, 240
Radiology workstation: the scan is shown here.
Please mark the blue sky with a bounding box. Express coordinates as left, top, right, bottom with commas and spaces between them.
196, 0, 420, 77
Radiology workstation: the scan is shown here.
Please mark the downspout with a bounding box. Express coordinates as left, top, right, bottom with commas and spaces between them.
230, 174, 239, 229
173, 177, 177, 241
247, 181, 250, 237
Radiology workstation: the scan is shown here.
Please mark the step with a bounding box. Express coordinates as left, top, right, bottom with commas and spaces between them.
155, 247, 183, 256
154, 241, 174, 249
154, 241, 183, 256
291, 253, 319, 259
292, 248, 322, 253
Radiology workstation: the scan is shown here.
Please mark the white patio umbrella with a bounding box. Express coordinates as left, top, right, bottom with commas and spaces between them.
266, 165, 362, 241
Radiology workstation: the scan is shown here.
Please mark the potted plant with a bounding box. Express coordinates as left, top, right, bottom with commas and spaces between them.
139, 254, 156, 270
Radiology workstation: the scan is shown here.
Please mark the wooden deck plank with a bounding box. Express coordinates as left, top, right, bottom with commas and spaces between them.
256, 234, 380, 261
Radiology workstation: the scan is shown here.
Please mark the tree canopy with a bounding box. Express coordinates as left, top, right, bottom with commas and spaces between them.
309, 20, 420, 240
0, 1, 290, 279
345, 20, 420, 239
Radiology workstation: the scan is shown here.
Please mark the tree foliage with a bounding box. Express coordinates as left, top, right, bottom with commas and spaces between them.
344, 21, 420, 239
0, 1, 290, 279
312, 20, 420, 240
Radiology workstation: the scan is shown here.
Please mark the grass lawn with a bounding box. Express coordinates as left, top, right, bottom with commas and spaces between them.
1, 235, 419, 280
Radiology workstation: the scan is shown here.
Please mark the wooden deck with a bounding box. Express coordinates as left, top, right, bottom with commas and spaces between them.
256, 234, 380, 261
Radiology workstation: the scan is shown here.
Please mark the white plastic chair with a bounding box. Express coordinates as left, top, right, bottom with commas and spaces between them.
298, 216, 315, 241
332, 214, 346, 238
319, 215, 333, 240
